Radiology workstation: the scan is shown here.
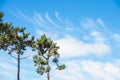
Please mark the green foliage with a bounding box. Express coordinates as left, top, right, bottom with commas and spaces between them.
33, 55, 48, 66
5, 27, 35, 55
36, 66, 45, 75
0, 12, 34, 53
45, 65, 51, 73
56, 64, 66, 70
0, 12, 14, 50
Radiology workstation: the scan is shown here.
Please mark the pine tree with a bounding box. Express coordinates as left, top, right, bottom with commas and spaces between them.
0, 12, 34, 80
33, 34, 65, 80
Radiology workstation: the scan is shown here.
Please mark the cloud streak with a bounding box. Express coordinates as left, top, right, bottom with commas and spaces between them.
55, 12, 63, 23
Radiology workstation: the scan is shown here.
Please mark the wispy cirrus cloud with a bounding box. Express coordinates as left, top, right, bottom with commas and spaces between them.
33, 12, 48, 30
97, 18, 106, 29
45, 13, 62, 30
8, 10, 115, 58
34, 12, 47, 25
80, 18, 97, 30
9, 9, 80, 37
80, 18, 111, 34
55, 12, 63, 23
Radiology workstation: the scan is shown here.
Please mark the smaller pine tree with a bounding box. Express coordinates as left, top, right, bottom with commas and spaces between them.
33, 34, 65, 80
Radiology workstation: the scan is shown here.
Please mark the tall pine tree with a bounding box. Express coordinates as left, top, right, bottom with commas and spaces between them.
0, 12, 34, 80
7, 27, 34, 80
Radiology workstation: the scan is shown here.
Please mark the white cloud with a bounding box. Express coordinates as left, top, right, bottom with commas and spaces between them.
34, 12, 47, 25
80, 18, 110, 33
0, 61, 17, 80
83, 35, 90, 41
56, 36, 111, 58
0, 62, 16, 71
14, 9, 34, 24
52, 60, 85, 80
55, 12, 63, 23
45, 13, 62, 29
81, 60, 120, 80
53, 60, 120, 80
36, 29, 59, 39
90, 31, 105, 42
80, 18, 97, 29
113, 33, 120, 43
97, 18, 106, 29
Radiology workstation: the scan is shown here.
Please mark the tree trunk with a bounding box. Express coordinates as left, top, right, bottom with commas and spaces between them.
47, 59, 50, 80
17, 54, 20, 80
47, 71, 50, 80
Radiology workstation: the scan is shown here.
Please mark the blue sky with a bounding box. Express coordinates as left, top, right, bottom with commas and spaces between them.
0, 0, 120, 80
